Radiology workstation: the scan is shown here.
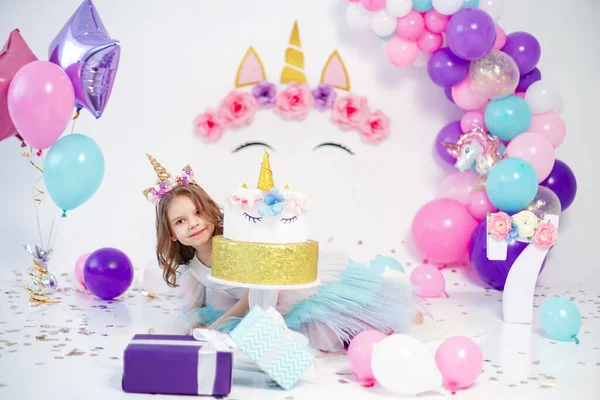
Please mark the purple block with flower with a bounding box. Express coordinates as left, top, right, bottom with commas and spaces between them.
122, 334, 233, 396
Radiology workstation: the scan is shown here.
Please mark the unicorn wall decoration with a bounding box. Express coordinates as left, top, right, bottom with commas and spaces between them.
442, 125, 507, 176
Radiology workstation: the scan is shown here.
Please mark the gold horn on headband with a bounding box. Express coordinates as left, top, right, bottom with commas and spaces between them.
257, 149, 275, 191
146, 154, 171, 182
280, 21, 307, 84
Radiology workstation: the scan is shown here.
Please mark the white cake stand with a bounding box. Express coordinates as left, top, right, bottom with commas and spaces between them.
206, 273, 321, 310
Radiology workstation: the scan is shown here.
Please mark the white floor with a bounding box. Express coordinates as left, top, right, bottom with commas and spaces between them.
1, 261, 599, 400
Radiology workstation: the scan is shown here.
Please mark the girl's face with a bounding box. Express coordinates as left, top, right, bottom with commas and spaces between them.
167, 195, 214, 248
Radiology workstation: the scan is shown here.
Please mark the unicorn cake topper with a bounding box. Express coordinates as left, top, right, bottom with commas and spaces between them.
143, 154, 196, 205
193, 21, 390, 145
442, 124, 507, 176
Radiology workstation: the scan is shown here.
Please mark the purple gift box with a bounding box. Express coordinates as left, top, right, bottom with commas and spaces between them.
122, 334, 233, 396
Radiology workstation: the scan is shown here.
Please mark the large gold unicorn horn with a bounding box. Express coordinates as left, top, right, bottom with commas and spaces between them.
257, 149, 275, 191
280, 21, 307, 84
146, 153, 171, 182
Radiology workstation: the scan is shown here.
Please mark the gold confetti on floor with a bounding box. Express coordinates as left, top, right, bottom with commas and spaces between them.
0, 384, 7, 388
540, 383, 555, 389
539, 374, 556, 380
532, 360, 541, 365
66, 348, 85, 356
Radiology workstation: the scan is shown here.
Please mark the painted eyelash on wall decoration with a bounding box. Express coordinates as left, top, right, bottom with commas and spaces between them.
192, 21, 390, 146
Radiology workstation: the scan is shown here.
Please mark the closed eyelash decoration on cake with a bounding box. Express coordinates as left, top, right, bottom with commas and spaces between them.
192, 21, 390, 145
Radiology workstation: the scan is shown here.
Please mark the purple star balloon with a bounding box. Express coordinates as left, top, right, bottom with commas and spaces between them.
49, 0, 120, 119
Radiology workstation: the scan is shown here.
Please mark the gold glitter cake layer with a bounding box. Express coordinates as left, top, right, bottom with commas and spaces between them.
211, 236, 318, 285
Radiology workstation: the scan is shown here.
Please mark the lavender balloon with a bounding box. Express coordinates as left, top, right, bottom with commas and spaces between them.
428, 48, 470, 87
435, 121, 462, 164
84, 247, 133, 300
541, 159, 577, 211
49, 0, 120, 119
501, 32, 541, 75
468, 221, 547, 291
516, 68, 542, 93
446, 8, 496, 61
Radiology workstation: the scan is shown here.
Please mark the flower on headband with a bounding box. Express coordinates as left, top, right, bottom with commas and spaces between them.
252, 80, 277, 108
332, 94, 369, 130
194, 109, 226, 142
274, 83, 314, 120
360, 110, 390, 144
312, 84, 337, 111
532, 222, 557, 248
219, 90, 258, 128
259, 188, 285, 216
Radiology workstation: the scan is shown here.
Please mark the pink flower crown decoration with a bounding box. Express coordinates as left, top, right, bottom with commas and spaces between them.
142, 154, 197, 205
193, 21, 390, 145
487, 211, 558, 249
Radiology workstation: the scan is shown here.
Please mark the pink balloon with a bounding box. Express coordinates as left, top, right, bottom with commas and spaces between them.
417, 29, 443, 54
411, 199, 478, 265
467, 191, 497, 220
437, 170, 477, 205
75, 252, 92, 289
361, 0, 386, 11
493, 25, 507, 50
529, 112, 566, 148
505, 132, 555, 182
424, 9, 450, 33
460, 111, 487, 133
410, 264, 446, 297
7, 60, 74, 149
435, 336, 483, 392
451, 77, 489, 111
396, 10, 425, 41
347, 330, 387, 384
387, 36, 419, 67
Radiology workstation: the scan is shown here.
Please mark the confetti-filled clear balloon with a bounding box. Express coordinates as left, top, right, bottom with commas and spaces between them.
525, 186, 561, 219
469, 50, 520, 99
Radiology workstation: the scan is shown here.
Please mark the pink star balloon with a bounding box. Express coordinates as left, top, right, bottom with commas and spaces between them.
0, 29, 37, 143
48, 0, 120, 119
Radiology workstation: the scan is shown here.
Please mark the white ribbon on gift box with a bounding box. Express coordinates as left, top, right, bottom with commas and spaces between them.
486, 214, 559, 324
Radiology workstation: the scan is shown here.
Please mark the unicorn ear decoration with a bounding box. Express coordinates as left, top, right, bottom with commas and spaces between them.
193, 21, 390, 145
442, 124, 507, 176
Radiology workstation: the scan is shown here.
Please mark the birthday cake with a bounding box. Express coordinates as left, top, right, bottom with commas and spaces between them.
211, 150, 318, 285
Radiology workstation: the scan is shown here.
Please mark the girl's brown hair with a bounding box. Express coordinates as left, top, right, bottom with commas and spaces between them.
155, 184, 223, 287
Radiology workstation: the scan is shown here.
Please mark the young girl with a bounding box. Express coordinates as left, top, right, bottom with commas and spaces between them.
145, 154, 423, 351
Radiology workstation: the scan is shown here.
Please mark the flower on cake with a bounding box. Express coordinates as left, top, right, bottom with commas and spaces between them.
332, 94, 369, 130
219, 90, 258, 128
511, 210, 539, 240
283, 189, 312, 215
274, 83, 314, 120
227, 184, 263, 210
259, 188, 285, 216
532, 222, 557, 248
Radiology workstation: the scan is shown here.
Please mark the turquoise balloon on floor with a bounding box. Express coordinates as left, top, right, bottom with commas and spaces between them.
370, 256, 404, 273
486, 158, 538, 212
484, 95, 533, 141
541, 297, 581, 344
44, 134, 105, 217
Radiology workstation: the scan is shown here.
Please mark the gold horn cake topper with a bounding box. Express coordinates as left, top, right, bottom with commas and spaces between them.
280, 21, 307, 84
257, 149, 275, 191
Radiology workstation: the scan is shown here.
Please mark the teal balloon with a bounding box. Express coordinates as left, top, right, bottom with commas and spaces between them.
462, 0, 480, 8
370, 256, 404, 273
412, 0, 433, 12
541, 297, 581, 343
377, 33, 395, 41
484, 95, 533, 141
44, 134, 105, 216
486, 158, 538, 212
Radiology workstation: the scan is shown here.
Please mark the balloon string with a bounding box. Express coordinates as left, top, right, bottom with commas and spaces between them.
443, 291, 449, 298
22, 147, 46, 248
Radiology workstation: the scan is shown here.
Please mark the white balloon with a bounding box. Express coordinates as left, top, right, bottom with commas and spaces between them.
525, 80, 564, 115
552, 95, 565, 114
346, 3, 370, 31
432, 0, 464, 15
370, 10, 397, 37
479, 0, 505, 22
413, 51, 432, 68
386, 0, 413, 18
372, 334, 442, 396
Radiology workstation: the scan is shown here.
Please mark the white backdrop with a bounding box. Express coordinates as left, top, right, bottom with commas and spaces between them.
0, 0, 597, 290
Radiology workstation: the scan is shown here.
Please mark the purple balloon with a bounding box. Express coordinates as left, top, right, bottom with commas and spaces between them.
84, 247, 133, 300
540, 159, 577, 211
468, 221, 547, 291
516, 67, 541, 93
428, 48, 470, 87
444, 86, 455, 104
435, 121, 462, 164
446, 8, 496, 61
49, 0, 120, 119
501, 32, 541, 75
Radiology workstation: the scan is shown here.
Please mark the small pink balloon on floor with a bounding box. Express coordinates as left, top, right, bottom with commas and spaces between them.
74, 252, 91, 289
410, 264, 446, 297
347, 330, 387, 385
435, 336, 483, 393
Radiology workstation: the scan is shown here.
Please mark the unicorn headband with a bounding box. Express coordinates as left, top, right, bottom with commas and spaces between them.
142, 154, 196, 205
193, 21, 390, 145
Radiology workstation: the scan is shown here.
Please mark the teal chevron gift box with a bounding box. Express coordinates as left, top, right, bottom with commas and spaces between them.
230, 306, 314, 390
